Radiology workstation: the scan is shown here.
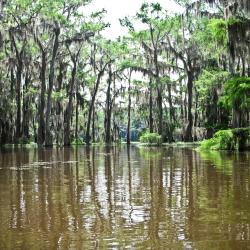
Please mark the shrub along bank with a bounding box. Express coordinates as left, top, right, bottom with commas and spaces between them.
199, 128, 250, 151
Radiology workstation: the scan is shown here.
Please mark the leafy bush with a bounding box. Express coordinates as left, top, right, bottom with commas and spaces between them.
139, 132, 162, 145
199, 128, 250, 151
199, 130, 234, 150
72, 137, 85, 145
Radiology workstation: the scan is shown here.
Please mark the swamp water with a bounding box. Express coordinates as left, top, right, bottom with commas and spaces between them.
0, 146, 249, 249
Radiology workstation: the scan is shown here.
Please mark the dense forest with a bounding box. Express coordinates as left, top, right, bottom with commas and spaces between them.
0, 0, 249, 147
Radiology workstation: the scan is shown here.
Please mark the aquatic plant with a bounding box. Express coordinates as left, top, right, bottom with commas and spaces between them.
139, 132, 162, 145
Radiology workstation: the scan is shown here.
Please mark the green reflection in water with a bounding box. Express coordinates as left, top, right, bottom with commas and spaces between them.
139, 147, 163, 159
199, 150, 234, 175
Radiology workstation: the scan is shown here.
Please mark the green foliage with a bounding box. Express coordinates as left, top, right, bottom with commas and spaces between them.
219, 77, 250, 110
139, 147, 162, 159
199, 130, 234, 150
196, 70, 229, 94
199, 150, 233, 175
208, 19, 228, 46
195, 69, 229, 104
193, 17, 227, 58
199, 128, 250, 151
72, 138, 85, 145
139, 132, 162, 145
52, 90, 67, 101
232, 127, 250, 138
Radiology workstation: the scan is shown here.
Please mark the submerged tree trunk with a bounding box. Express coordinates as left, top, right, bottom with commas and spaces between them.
167, 82, 175, 123
10, 32, 24, 142
75, 94, 79, 140
166, 82, 175, 142
86, 62, 109, 144
105, 66, 112, 144
45, 24, 60, 147
56, 62, 65, 146
184, 71, 193, 142
92, 106, 95, 143
15, 61, 23, 142
149, 78, 154, 133
157, 87, 163, 136
127, 70, 132, 144
64, 59, 77, 146
38, 51, 46, 146
22, 72, 31, 141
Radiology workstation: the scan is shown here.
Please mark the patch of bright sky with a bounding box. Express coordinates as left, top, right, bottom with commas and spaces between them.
84, 0, 184, 40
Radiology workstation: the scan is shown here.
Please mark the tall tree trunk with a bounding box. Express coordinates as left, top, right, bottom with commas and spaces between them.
180, 81, 184, 123
92, 106, 95, 143
157, 87, 163, 136
75, 94, 79, 140
105, 67, 112, 144
184, 91, 187, 122
184, 71, 193, 142
22, 72, 30, 140
85, 63, 109, 144
45, 25, 60, 147
153, 48, 162, 136
86, 101, 93, 144
15, 61, 23, 141
38, 51, 46, 146
149, 78, 154, 133
167, 82, 175, 123
64, 59, 77, 146
127, 70, 132, 144
56, 62, 65, 146
166, 82, 175, 142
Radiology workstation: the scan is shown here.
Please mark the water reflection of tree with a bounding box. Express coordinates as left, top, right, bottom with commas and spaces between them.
1, 147, 250, 249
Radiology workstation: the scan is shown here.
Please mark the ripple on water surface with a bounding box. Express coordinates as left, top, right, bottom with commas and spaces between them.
0, 146, 249, 249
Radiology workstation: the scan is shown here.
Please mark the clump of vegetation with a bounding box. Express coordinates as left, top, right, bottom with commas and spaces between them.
139, 132, 162, 145
199, 130, 234, 150
199, 128, 250, 151
72, 138, 85, 145
232, 128, 250, 150
220, 77, 250, 110
208, 18, 228, 46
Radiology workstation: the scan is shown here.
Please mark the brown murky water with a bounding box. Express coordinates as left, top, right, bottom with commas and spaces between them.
0, 145, 250, 250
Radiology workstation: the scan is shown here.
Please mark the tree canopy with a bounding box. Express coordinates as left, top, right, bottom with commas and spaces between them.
0, 0, 249, 146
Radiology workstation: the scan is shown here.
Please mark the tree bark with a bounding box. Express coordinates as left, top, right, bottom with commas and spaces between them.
64, 59, 77, 146
86, 62, 109, 144
167, 82, 175, 123
56, 62, 65, 146
92, 105, 95, 143
127, 70, 132, 144
45, 24, 60, 147
184, 71, 193, 142
38, 50, 46, 146
149, 78, 154, 133
15, 61, 23, 141
22, 72, 30, 140
75, 94, 79, 140
157, 87, 163, 136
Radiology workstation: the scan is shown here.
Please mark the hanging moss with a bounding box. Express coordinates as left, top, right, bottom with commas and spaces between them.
205, 0, 250, 15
